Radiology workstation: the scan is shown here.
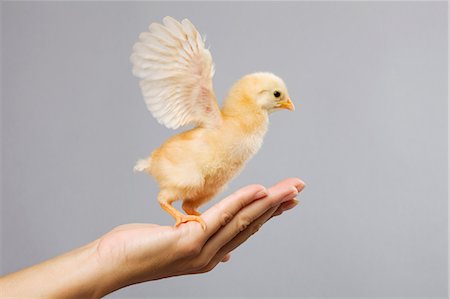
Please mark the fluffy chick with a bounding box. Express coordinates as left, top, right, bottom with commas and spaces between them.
131, 17, 295, 229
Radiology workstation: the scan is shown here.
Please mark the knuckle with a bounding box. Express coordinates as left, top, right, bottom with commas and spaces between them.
220, 211, 233, 226
181, 242, 202, 257
237, 215, 253, 232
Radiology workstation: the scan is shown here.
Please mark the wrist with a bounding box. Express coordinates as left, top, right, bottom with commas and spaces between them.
49, 239, 109, 299
84, 238, 131, 298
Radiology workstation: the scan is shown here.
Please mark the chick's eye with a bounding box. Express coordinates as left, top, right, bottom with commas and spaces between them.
273, 90, 281, 98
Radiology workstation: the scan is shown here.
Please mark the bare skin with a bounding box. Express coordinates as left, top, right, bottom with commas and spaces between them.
0, 178, 305, 298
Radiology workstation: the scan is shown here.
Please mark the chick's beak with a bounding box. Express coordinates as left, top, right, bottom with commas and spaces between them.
278, 98, 295, 111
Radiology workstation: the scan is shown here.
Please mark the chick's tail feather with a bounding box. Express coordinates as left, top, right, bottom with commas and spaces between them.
133, 157, 152, 173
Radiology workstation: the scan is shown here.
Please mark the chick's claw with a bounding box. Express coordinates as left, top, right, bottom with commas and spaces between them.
175, 215, 207, 231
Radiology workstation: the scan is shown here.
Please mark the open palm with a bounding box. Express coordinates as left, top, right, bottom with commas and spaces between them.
94, 178, 304, 294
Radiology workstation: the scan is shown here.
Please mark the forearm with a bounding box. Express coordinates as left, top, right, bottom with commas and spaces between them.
0, 240, 112, 299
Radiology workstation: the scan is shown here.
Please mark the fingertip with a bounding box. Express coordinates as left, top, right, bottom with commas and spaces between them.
242, 184, 267, 200
285, 177, 305, 192
285, 198, 300, 210
251, 184, 266, 195
221, 253, 231, 263
279, 186, 298, 204
297, 180, 306, 192
237, 184, 266, 199
280, 198, 300, 213
254, 188, 269, 200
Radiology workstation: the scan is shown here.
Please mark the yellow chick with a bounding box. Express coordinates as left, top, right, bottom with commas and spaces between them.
131, 17, 295, 229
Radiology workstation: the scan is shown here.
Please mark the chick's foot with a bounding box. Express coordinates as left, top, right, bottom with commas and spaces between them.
175, 215, 206, 231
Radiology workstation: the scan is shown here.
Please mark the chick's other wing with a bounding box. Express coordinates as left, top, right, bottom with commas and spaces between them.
131, 16, 221, 129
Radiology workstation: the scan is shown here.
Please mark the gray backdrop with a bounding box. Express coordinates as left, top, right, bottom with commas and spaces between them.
1, 2, 448, 298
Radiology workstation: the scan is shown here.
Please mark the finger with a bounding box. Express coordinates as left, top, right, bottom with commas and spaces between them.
199, 205, 279, 273
224, 205, 277, 251
270, 198, 299, 218
221, 253, 231, 263
201, 178, 304, 258
200, 184, 268, 240
215, 198, 300, 263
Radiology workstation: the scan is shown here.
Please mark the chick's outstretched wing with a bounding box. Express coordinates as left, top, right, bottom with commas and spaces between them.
131, 16, 221, 129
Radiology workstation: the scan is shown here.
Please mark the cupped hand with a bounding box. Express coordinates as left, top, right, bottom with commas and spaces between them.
94, 178, 305, 296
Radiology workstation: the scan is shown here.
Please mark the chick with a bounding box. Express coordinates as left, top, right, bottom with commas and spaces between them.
131, 17, 295, 229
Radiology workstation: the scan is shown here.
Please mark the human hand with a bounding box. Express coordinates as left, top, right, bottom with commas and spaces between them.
94, 178, 305, 296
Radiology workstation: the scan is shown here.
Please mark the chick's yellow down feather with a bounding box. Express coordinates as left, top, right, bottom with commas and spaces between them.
131, 17, 295, 229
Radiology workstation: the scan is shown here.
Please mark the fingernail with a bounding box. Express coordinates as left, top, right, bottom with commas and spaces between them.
281, 187, 298, 203
255, 189, 268, 199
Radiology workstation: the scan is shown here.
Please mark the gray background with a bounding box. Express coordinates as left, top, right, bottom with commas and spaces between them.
1, 1, 448, 298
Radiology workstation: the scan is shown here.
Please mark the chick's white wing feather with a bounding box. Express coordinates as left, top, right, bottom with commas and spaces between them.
131, 17, 221, 129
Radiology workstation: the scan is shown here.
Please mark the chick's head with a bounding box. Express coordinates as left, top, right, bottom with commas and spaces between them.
224, 72, 295, 115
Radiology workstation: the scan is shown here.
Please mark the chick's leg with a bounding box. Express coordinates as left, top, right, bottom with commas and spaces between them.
182, 192, 216, 216
182, 201, 201, 216
158, 191, 206, 230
